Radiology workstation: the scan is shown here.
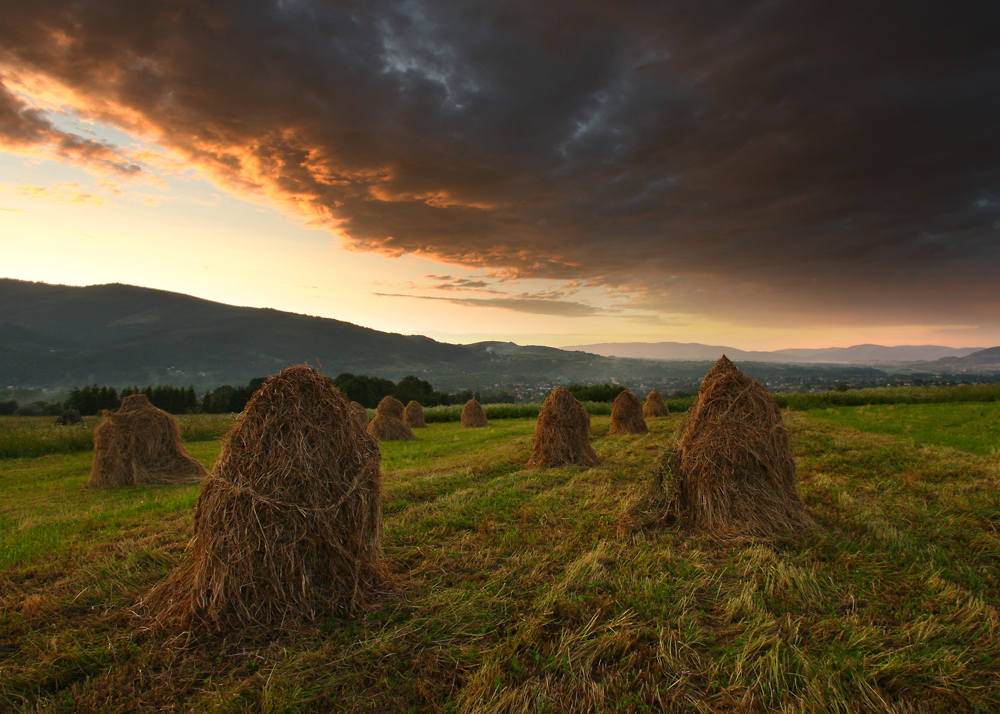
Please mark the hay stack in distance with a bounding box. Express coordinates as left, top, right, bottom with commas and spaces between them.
608, 390, 648, 435
90, 394, 207, 488
643, 389, 670, 418
376, 396, 404, 420
54, 408, 82, 426
527, 387, 598, 468
460, 399, 489, 428
349, 401, 370, 428
144, 365, 385, 630
675, 356, 809, 539
403, 400, 427, 428
368, 395, 415, 441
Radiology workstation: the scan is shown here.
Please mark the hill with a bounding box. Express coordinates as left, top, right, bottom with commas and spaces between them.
901, 346, 1000, 373
564, 340, 985, 364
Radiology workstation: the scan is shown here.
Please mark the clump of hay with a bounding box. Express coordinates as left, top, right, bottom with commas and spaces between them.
702, 354, 739, 384
403, 401, 427, 428
144, 365, 385, 631
460, 399, 489, 427
54, 408, 82, 426
527, 387, 598, 468
367, 396, 415, 441
642, 389, 670, 418
376, 396, 404, 420
673, 357, 810, 539
608, 390, 648, 435
90, 394, 207, 488
349, 401, 370, 428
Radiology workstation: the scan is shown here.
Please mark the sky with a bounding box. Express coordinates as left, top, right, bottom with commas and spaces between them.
1, 0, 999, 350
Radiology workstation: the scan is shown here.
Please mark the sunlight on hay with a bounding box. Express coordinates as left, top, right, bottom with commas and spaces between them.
89, 394, 207, 488
143, 365, 386, 631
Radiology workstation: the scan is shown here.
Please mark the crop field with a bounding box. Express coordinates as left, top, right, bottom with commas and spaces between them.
1, 408, 999, 713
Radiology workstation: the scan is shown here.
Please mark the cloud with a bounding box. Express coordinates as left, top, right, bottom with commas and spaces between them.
375, 292, 612, 317
2, 1, 1000, 327
0, 182, 107, 205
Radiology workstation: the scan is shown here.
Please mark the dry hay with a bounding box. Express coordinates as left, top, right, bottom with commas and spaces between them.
642, 389, 670, 418
349, 401, 370, 428
608, 390, 648, 435
527, 386, 599, 468
144, 365, 385, 631
54, 408, 82, 426
403, 400, 427, 428
674, 356, 810, 539
376, 395, 404, 419
460, 398, 489, 428
89, 394, 207, 488
367, 412, 416, 441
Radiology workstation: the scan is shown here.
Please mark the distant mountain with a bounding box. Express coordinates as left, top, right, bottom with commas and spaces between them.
901, 347, 1000, 373
563, 341, 986, 365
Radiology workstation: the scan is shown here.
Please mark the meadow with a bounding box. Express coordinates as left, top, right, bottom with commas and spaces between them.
1, 403, 999, 713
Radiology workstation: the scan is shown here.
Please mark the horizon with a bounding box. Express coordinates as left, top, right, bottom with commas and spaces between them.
3, 3, 1000, 350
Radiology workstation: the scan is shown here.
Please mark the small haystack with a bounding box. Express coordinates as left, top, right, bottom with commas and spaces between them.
144, 365, 385, 631
608, 390, 648, 435
54, 408, 82, 426
460, 399, 489, 428
349, 401, 370, 428
674, 356, 809, 539
90, 395, 207, 488
642, 389, 670, 418
527, 387, 598, 468
376, 396, 405, 420
403, 400, 427, 428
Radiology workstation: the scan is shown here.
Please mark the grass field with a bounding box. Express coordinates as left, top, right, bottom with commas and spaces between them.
1, 409, 999, 713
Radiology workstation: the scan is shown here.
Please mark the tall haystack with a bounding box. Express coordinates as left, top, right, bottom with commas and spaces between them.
403, 400, 427, 428
702, 354, 739, 384
90, 394, 207, 488
608, 390, 648, 435
642, 389, 670, 418
376, 396, 404, 420
460, 399, 489, 428
527, 387, 599, 468
674, 357, 809, 539
144, 365, 385, 631
349, 401, 370, 428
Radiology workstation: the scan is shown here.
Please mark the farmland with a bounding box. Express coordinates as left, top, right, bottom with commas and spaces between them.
1, 405, 999, 713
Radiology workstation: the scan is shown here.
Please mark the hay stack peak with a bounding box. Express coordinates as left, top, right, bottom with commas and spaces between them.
90, 394, 207, 488
608, 390, 648, 435
643, 389, 670, 418
675, 360, 809, 539
403, 400, 427, 428
376, 396, 404, 420
145, 365, 385, 631
460, 398, 489, 428
527, 387, 598, 468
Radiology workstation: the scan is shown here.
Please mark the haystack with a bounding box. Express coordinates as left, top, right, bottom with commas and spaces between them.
403, 400, 427, 428
643, 389, 670, 418
90, 394, 207, 488
54, 408, 82, 426
527, 387, 598, 468
674, 357, 809, 539
144, 365, 385, 631
349, 401, 370, 428
460, 399, 489, 428
376, 395, 404, 420
608, 390, 648, 435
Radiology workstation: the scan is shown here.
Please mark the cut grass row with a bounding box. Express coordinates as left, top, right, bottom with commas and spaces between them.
1, 411, 998, 712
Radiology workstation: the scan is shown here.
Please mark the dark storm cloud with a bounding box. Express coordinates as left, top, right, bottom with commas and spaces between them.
2, 0, 1000, 325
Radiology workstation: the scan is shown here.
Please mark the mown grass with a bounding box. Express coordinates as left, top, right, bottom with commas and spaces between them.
1, 411, 998, 712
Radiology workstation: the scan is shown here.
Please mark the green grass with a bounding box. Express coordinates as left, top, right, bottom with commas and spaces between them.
1, 411, 998, 713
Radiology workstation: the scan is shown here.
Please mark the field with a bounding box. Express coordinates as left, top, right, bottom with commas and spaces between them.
1, 405, 999, 713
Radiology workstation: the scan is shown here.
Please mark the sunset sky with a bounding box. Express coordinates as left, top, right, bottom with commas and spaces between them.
2, 1, 999, 350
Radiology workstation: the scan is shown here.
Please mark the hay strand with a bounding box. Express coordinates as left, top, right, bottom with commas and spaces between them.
460, 399, 489, 428
608, 390, 648, 435
675, 357, 810, 539
89, 394, 207, 488
144, 365, 385, 631
642, 389, 670, 418
527, 387, 598, 468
